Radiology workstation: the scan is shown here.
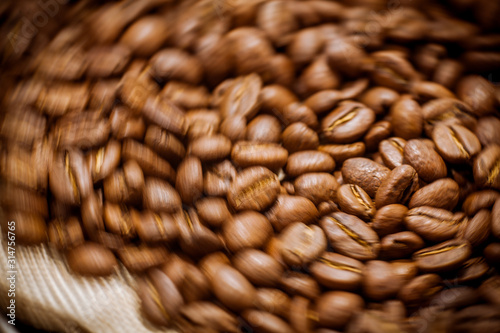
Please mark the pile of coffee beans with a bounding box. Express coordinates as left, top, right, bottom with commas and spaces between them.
1, 0, 500, 332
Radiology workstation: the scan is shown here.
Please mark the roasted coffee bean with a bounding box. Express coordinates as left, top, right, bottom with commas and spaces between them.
337, 184, 375, 221
86, 140, 121, 183
242, 310, 295, 333
266, 194, 319, 231
102, 203, 135, 239
473, 144, 500, 190
109, 106, 146, 141
432, 123, 481, 164
390, 95, 423, 140
246, 115, 282, 143
212, 264, 256, 312
255, 288, 291, 319
456, 257, 489, 283
103, 161, 144, 205
283, 122, 319, 153
363, 120, 392, 152
315, 291, 365, 329
185, 109, 220, 141
421, 98, 476, 136
4, 211, 46, 245
286, 150, 335, 177
81, 190, 105, 235
409, 178, 459, 210
375, 165, 419, 208
176, 156, 203, 204
370, 51, 419, 92
232, 141, 288, 170
342, 158, 391, 197
143, 177, 181, 213
405, 206, 463, 242
162, 82, 210, 111
493, 198, 500, 239
48, 217, 84, 250
476, 116, 500, 147
359, 86, 399, 115
144, 125, 185, 162
36, 83, 89, 117
380, 231, 424, 259
457, 209, 491, 247
223, 211, 273, 253
149, 48, 203, 85
457, 75, 497, 117
67, 242, 118, 276
220, 73, 262, 120
294, 173, 339, 205
371, 204, 407, 237
363, 260, 414, 301
321, 101, 375, 144
280, 102, 319, 129
117, 245, 169, 273
188, 134, 232, 162
133, 210, 178, 244
484, 243, 500, 265
122, 139, 176, 183
398, 274, 443, 306
86, 45, 131, 78
321, 212, 381, 261
310, 252, 364, 291
281, 272, 321, 299
462, 190, 500, 216
227, 166, 280, 211
195, 197, 232, 228
141, 96, 187, 137
0, 109, 46, 147
403, 139, 447, 183
0, 184, 48, 217
319, 142, 365, 166
233, 249, 284, 287
413, 239, 471, 272
479, 276, 500, 306
379, 137, 406, 170
278, 222, 327, 267
178, 302, 239, 333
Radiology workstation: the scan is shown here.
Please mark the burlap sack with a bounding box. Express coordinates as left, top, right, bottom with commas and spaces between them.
0, 227, 176, 333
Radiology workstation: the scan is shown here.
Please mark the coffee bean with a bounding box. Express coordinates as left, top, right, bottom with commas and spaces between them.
242, 310, 295, 333
117, 244, 169, 273
462, 190, 500, 216
67, 242, 118, 276
403, 139, 447, 183
255, 288, 291, 319
422, 98, 476, 137
278, 222, 327, 267
371, 204, 407, 237
492, 198, 500, 239
310, 252, 364, 290
223, 211, 273, 252
195, 197, 232, 228
188, 134, 232, 162
337, 184, 376, 221
375, 164, 419, 208
473, 144, 500, 190
318, 142, 366, 166
233, 249, 284, 287
212, 265, 256, 312
227, 166, 280, 211
293, 172, 339, 205
246, 115, 282, 143
283, 122, 319, 153
342, 158, 391, 197
143, 177, 181, 213
398, 274, 443, 306
315, 291, 364, 329
321, 212, 381, 261
379, 137, 407, 169
133, 210, 178, 244
405, 206, 463, 242
457, 209, 491, 247
266, 194, 319, 231
456, 257, 489, 283
413, 239, 471, 272
390, 95, 423, 140
281, 272, 321, 299
380, 231, 424, 259
363, 260, 413, 301
220, 73, 262, 119
409, 178, 459, 210
359, 86, 399, 115
178, 302, 239, 332
144, 125, 186, 162
176, 156, 203, 204
363, 120, 392, 152
432, 123, 481, 163
231, 141, 288, 170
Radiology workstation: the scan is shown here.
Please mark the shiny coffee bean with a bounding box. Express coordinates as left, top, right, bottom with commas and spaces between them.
223, 211, 273, 253
294, 173, 339, 205
375, 164, 419, 208
231, 141, 289, 170
341, 158, 391, 197
413, 239, 471, 272
405, 206, 463, 242
266, 194, 319, 231
371, 204, 407, 237
286, 150, 335, 177
278, 222, 327, 267
315, 291, 365, 329
67, 242, 118, 276
473, 144, 500, 190
337, 184, 375, 221
409, 178, 459, 210
233, 249, 284, 287
403, 139, 447, 183
379, 137, 406, 169
310, 252, 364, 291
432, 123, 481, 164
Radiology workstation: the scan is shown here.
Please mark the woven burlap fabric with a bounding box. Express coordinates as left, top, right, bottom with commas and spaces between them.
0, 227, 177, 333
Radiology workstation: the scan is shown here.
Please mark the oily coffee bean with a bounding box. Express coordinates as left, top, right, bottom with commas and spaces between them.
432, 123, 481, 164
282, 122, 319, 153
409, 178, 459, 210
233, 249, 284, 287
310, 252, 364, 291
227, 166, 280, 211
211, 264, 257, 312
342, 158, 391, 198
286, 150, 335, 177
280, 272, 321, 299
265, 194, 319, 231
336, 184, 375, 221
176, 156, 203, 204
473, 144, 500, 190
375, 164, 419, 208
398, 274, 443, 306
379, 137, 406, 169
255, 288, 291, 319
405, 206, 463, 242
462, 190, 500, 216
403, 139, 447, 183
223, 211, 273, 253
413, 239, 471, 272
277, 222, 327, 267
293, 172, 339, 205
321, 212, 381, 261
380, 231, 425, 259
371, 204, 408, 237
195, 197, 232, 228
457, 209, 491, 247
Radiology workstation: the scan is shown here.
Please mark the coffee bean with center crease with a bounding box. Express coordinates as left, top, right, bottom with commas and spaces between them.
321, 212, 381, 261
283, 122, 319, 153
379, 137, 406, 169
195, 197, 232, 228
405, 206, 463, 242
432, 123, 481, 164
286, 150, 335, 177
293, 172, 339, 205
380, 231, 424, 259
265, 194, 319, 231
227, 166, 280, 211
255, 288, 291, 319
233, 249, 284, 287
231, 141, 288, 170
403, 139, 447, 183
398, 274, 443, 307
310, 252, 364, 291
473, 144, 500, 190
223, 210, 273, 252
375, 164, 419, 209
318, 142, 366, 166
277, 222, 327, 267
413, 239, 471, 272
176, 156, 203, 204
188, 134, 232, 162
457, 209, 491, 247
178, 302, 239, 333
409, 178, 459, 210
342, 158, 391, 197
337, 184, 376, 221
462, 190, 500, 216
370, 204, 407, 237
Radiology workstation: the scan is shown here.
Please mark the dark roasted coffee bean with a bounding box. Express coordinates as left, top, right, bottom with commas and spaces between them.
479, 276, 500, 306
321, 212, 381, 261
310, 252, 364, 291
223, 211, 273, 252
337, 184, 375, 221
379, 137, 406, 169
232, 141, 288, 170
375, 164, 419, 208
266, 194, 319, 231
398, 274, 443, 306
342, 158, 391, 197
227, 166, 280, 211
473, 144, 500, 190
278, 222, 327, 267
380, 231, 424, 259
456, 257, 489, 283
484, 243, 500, 265
413, 239, 471, 272
432, 123, 481, 164
405, 206, 463, 242
409, 178, 459, 210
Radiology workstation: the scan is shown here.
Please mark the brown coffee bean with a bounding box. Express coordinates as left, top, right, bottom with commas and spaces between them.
109, 106, 146, 141
456, 257, 490, 283
232, 141, 288, 170
184, 109, 220, 141
413, 239, 471, 272
179, 302, 239, 333
220, 73, 262, 120
143, 177, 182, 213
162, 81, 210, 111
212, 264, 256, 312
321, 212, 381, 261
86, 45, 131, 78
80, 190, 104, 235
281, 272, 321, 299
462, 190, 500, 216
457, 75, 497, 117
457, 209, 491, 247
134, 210, 178, 244
432, 123, 481, 164
409, 178, 459, 210
398, 274, 443, 306
227, 166, 280, 211
363, 260, 413, 301
176, 156, 203, 204
86, 140, 121, 183
195, 197, 232, 228
473, 144, 500, 190
122, 139, 176, 183
36, 83, 89, 117
223, 211, 273, 252
379, 137, 406, 170
493, 198, 500, 239
363, 120, 392, 152
321, 101, 375, 144
283, 122, 319, 153
390, 95, 423, 140
102, 203, 135, 239
0, 184, 47, 218
144, 125, 185, 162
48, 217, 84, 250
278, 222, 327, 267
149, 48, 203, 85
0, 109, 46, 147
380, 231, 424, 259
318, 142, 365, 166
296, 55, 341, 97
315, 291, 365, 329
246, 115, 282, 143
233, 249, 284, 287
370, 51, 419, 92
405, 206, 463, 242
371, 204, 407, 237
140, 94, 187, 137
326, 38, 368, 78
484, 243, 500, 265
375, 164, 419, 209
281, 102, 319, 129
475, 116, 500, 147
188, 134, 232, 162
118, 244, 169, 273
359, 87, 399, 115
421, 98, 476, 136
433, 59, 464, 89
403, 139, 447, 183
255, 288, 291, 319
243, 310, 295, 333
479, 276, 500, 306
337, 184, 375, 221
286, 150, 335, 177
67, 242, 118, 276
310, 252, 364, 291
342, 158, 391, 197
266, 194, 319, 231
294, 173, 339, 205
